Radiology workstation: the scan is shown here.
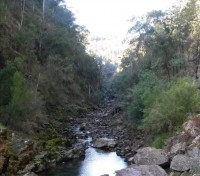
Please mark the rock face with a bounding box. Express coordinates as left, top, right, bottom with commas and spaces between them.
170, 154, 191, 172
116, 165, 168, 176
133, 147, 169, 167
92, 138, 117, 149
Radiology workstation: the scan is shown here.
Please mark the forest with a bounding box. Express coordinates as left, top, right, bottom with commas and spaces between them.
1, 0, 200, 175
113, 0, 200, 147
0, 0, 103, 132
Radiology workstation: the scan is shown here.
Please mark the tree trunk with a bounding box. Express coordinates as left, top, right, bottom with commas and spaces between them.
32, 0, 35, 12
43, 0, 46, 20
19, 0, 25, 30
195, 64, 199, 79
88, 85, 91, 97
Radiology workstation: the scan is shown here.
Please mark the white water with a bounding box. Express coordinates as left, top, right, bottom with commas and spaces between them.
79, 147, 127, 176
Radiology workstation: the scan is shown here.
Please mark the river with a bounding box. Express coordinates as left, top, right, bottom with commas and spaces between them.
40, 147, 127, 176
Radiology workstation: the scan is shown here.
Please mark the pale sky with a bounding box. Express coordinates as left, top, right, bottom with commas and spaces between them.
64, 0, 178, 62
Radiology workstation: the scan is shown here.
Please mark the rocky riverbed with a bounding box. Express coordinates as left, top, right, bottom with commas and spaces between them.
68, 98, 148, 162
2, 98, 200, 176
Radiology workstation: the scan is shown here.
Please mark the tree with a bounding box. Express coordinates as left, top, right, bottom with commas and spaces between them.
19, 0, 26, 30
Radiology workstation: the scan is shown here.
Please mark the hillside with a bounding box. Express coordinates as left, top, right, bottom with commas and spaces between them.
0, 0, 102, 132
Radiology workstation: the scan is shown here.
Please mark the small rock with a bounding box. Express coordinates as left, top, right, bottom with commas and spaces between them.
80, 124, 86, 131
20, 163, 36, 174
127, 157, 134, 163
170, 154, 191, 172
34, 151, 48, 161
93, 138, 117, 149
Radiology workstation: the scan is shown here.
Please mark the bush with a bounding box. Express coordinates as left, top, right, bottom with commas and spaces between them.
151, 133, 171, 148
112, 69, 138, 93
141, 77, 200, 134
90, 89, 104, 104
7, 71, 29, 120
127, 71, 162, 126
0, 61, 16, 106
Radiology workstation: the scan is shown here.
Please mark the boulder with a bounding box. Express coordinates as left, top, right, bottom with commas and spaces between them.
116, 165, 168, 176
170, 142, 186, 155
133, 147, 169, 167
183, 118, 200, 137
187, 147, 200, 171
92, 138, 117, 149
170, 154, 191, 172
164, 132, 191, 153
187, 147, 200, 158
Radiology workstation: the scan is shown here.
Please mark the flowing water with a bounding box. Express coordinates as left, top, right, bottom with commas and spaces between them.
41, 147, 127, 176
41, 122, 128, 176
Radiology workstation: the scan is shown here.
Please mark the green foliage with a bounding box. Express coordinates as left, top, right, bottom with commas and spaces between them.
112, 69, 138, 93
141, 77, 200, 134
0, 0, 102, 130
150, 133, 170, 148
124, 70, 200, 134
90, 89, 104, 104
7, 71, 29, 119
126, 71, 161, 125
0, 61, 16, 106
114, 0, 200, 143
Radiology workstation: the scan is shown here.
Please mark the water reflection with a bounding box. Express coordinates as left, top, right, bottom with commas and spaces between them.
79, 147, 127, 176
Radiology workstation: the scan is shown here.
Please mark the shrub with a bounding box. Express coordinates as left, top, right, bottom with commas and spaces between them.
112, 69, 138, 93
90, 89, 104, 104
7, 71, 29, 120
151, 133, 171, 148
141, 77, 200, 134
127, 71, 162, 126
0, 61, 16, 106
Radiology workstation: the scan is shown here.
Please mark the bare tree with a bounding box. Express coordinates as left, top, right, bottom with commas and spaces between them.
20, 0, 26, 30
43, 0, 46, 20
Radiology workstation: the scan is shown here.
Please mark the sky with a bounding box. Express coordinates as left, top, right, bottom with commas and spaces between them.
65, 0, 178, 63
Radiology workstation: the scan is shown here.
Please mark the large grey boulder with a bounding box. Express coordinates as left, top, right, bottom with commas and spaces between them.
92, 138, 117, 149
187, 147, 200, 172
133, 147, 169, 167
116, 165, 168, 176
170, 154, 191, 172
